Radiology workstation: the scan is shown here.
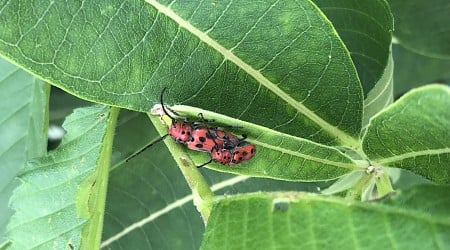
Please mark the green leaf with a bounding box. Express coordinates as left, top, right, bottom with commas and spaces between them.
362, 85, 450, 184
0, 0, 365, 146
320, 170, 366, 195
164, 106, 361, 182
313, 0, 393, 96
0, 57, 49, 242
201, 184, 450, 249
6, 105, 118, 249
387, 167, 433, 190
389, 0, 450, 59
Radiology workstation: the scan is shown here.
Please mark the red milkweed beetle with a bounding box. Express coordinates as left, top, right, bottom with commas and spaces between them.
230, 141, 256, 164
186, 113, 244, 153
198, 141, 256, 168
125, 88, 254, 168
125, 88, 193, 162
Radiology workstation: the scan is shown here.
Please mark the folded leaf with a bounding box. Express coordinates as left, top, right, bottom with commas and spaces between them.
167, 106, 361, 181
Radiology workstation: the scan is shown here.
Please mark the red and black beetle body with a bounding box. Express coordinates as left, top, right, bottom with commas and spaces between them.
208, 141, 256, 166
187, 126, 241, 152
126, 88, 256, 168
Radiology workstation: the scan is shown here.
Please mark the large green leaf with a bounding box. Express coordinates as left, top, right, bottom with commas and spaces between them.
389, 0, 450, 59
201, 184, 450, 249
0, 0, 368, 146
313, 0, 393, 96
362, 85, 450, 184
6, 105, 118, 249
0, 58, 49, 243
101, 111, 333, 249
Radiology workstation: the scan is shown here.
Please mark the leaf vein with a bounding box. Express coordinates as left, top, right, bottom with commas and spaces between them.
376, 148, 450, 165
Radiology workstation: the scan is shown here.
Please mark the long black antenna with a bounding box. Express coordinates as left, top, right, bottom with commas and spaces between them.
125, 134, 169, 162
197, 159, 212, 168
160, 87, 176, 120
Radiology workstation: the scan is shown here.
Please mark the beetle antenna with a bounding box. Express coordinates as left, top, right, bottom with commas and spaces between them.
197, 159, 212, 168
126, 134, 169, 162
160, 87, 176, 120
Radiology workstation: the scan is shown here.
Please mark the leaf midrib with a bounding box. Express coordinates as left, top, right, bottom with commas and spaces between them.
375, 148, 450, 165
255, 140, 356, 169
145, 0, 359, 147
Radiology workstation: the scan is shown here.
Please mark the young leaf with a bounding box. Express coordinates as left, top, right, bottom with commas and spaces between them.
6, 105, 118, 249
363, 85, 450, 184
0, 58, 49, 243
201, 184, 450, 249
320, 170, 366, 195
0, 0, 366, 146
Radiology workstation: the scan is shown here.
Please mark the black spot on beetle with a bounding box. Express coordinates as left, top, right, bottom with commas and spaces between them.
199, 137, 206, 142
243, 151, 248, 156
195, 144, 203, 148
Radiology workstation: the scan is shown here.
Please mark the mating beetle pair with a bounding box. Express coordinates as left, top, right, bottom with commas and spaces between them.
126, 88, 256, 167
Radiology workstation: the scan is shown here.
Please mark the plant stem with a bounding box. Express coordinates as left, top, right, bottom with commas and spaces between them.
346, 172, 374, 201
375, 170, 394, 197
148, 114, 214, 223
80, 106, 120, 249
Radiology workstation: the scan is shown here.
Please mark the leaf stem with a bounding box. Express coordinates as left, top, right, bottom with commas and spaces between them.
375, 169, 394, 197
80, 106, 120, 249
346, 172, 375, 201
148, 114, 214, 223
